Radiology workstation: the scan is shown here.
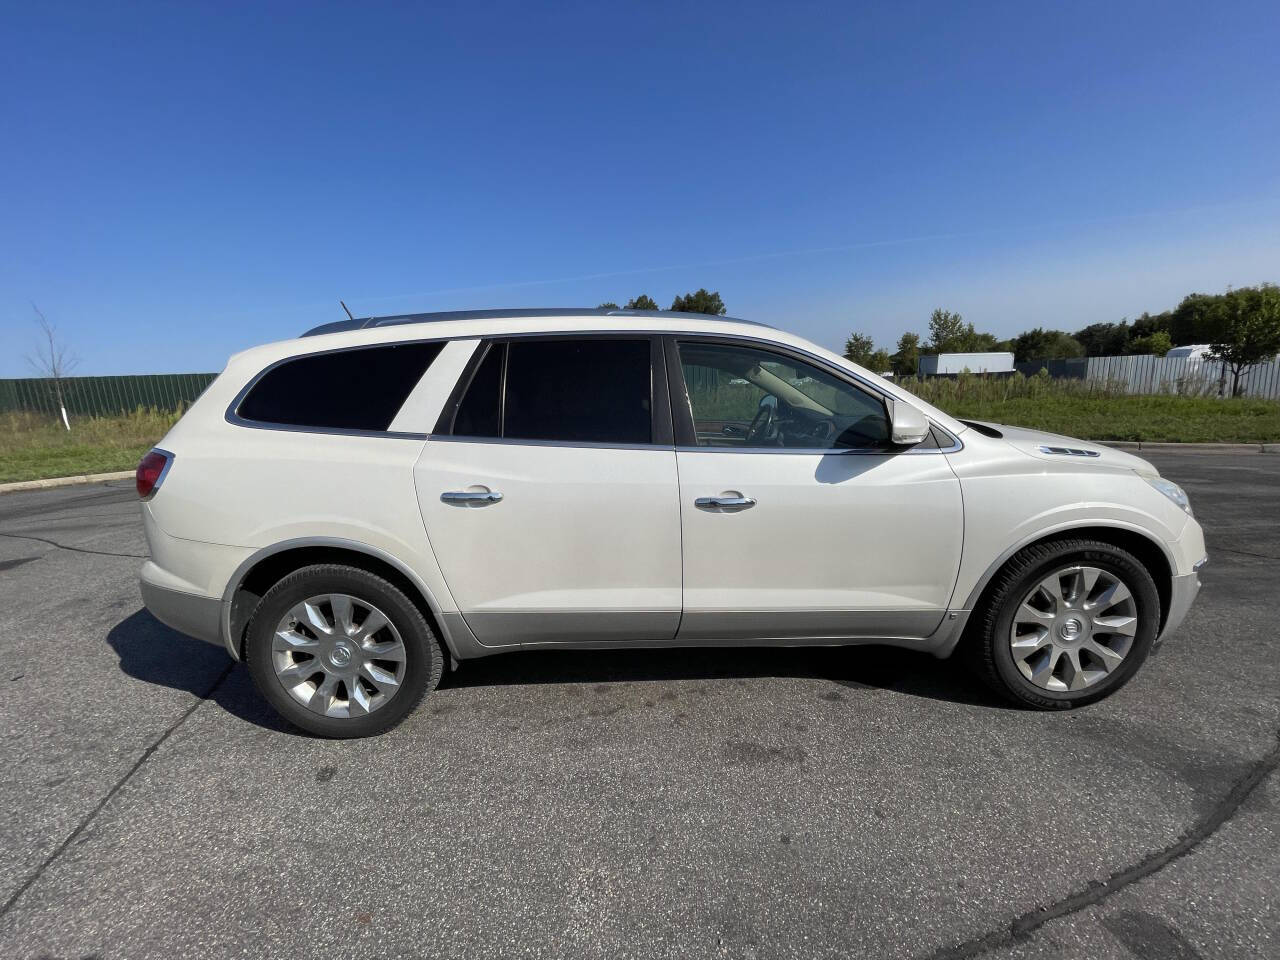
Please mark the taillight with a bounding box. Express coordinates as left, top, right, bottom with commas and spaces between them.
136, 449, 173, 500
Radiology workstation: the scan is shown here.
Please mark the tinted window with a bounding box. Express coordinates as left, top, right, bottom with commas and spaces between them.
505, 339, 651, 443
678, 341, 890, 449
450, 338, 651, 443
451, 342, 503, 437
237, 342, 442, 431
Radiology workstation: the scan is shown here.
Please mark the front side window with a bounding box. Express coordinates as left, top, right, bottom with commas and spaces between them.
677, 341, 890, 449
450, 338, 652, 444
236, 341, 443, 431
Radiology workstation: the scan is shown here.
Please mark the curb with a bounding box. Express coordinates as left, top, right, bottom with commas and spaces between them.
0, 470, 134, 496
1099, 441, 1277, 453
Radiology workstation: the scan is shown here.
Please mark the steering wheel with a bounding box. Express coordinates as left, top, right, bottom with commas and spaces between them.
746, 403, 777, 443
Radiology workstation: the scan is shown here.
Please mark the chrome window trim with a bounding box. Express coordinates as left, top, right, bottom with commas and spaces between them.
428, 434, 669, 453
225, 415, 431, 442
226, 326, 962, 452
672, 440, 957, 456
426, 434, 961, 455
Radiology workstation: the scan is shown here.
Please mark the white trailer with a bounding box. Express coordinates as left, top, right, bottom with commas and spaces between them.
919, 352, 1015, 375
1166, 344, 1213, 361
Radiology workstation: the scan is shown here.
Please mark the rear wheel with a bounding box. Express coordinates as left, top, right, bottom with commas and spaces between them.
244, 564, 443, 737
970, 539, 1161, 709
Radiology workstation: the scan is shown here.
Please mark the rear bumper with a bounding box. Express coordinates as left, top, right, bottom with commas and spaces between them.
1158, 557, 1206, 643
140, 566, 224, 650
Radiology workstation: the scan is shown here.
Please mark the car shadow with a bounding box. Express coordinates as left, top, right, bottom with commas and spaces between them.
106, 608, 292, 733
108, 608, 1014, 722
443, 642, 1013, 709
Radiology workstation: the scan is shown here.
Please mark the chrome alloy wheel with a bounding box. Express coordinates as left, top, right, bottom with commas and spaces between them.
1009, 565, 1139, 692
271, 594, 407, 718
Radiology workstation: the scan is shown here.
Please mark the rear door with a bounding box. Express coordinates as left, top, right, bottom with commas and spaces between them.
670, 336, 963, 641
413, 336, 682, 645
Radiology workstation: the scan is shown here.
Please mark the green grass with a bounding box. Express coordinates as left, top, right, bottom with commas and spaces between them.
900, 373, 1280, 443
0, 408, 180, 484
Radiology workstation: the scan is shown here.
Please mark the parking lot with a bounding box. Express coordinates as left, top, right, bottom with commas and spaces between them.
0, 451, 1276, 959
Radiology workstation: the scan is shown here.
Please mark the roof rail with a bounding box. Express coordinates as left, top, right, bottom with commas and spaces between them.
300, 307, 768, 337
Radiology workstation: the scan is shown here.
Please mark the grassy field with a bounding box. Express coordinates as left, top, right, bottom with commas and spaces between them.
2, 375, 1279, 484
899, 373, 1280, 443
0, 409, 180, 484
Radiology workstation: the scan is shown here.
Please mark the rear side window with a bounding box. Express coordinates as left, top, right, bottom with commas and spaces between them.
236, 342, 443, 431
449, 338, 652, 444
452, 342, 503, 438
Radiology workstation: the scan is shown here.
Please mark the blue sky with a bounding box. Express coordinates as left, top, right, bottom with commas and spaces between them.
2, 0, 1278, 375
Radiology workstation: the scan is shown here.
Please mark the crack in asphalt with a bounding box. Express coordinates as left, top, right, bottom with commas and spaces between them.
1, 511, 140, 524
0, 660, 235, 919
1213, 545, 1280, 561
0, 531, 147, 559
924, 728, 1280, 959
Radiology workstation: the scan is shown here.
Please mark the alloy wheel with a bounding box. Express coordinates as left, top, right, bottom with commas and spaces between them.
1009, 565, 1138, 692
271, 593, 408, 718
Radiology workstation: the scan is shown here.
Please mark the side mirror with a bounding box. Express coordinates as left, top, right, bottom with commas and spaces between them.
890, 399, 930, 446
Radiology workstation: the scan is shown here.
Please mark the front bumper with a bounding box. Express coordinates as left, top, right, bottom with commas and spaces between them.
1158, 556, 1206, 643
140, 564, 224, 649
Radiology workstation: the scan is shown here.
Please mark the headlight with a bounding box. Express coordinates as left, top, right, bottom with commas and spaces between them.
1143, 475, 1193, 516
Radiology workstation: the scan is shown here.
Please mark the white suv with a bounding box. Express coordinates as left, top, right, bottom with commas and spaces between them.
137, 308, 1206, 736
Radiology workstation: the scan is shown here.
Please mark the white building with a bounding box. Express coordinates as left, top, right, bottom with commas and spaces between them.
919, 352, 1015, 375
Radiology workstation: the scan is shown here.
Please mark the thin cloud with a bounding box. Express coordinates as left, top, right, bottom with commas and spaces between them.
344, 194, 1274, 310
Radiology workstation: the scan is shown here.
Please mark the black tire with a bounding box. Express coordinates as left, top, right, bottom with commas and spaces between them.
244, 564, 443, 737
968, 538, 1161, 710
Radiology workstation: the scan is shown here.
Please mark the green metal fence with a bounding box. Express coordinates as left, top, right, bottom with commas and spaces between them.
0, 373, 218, 418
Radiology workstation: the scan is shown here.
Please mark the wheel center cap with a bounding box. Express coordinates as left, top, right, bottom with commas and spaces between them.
328, 643, 353, 668
1060, 618, 1084, 641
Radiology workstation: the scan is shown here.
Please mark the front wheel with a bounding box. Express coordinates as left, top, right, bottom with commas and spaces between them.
244, 564, 443, 737
969, 539, 1161, 710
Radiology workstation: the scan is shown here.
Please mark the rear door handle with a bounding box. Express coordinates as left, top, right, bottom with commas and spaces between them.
694, 494, 756, 512
441, 490, 503, 505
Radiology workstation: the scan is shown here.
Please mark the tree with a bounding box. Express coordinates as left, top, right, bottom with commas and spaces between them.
1009, 328, 1085, 364
1127, 330, 1172, 356
597, 302, 619, 310
926, 309, 968, 353
670, 289, 726, 315
892, 332, 921, 376
843, 332, 877, 367
624, 294, 660, 311
1168, 295, 1219, 345
27, 302, 77, 430
868, 348, 892, 373
1074, 321, 1131, 357
969, 331, 1005, 352
1130, 310, 1172, 341
1207, 284, 1280, 396
924, 308, 1002, 353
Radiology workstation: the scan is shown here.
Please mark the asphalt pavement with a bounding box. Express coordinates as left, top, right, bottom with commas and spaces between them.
0, 452, 1276, 959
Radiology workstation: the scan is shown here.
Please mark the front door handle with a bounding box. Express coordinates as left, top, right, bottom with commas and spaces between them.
694, 494, 756, 512
441, 490, 503, 505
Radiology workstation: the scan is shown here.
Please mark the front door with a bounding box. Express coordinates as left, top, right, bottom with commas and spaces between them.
670, 337, 963, 641
414, 336, 682, 645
